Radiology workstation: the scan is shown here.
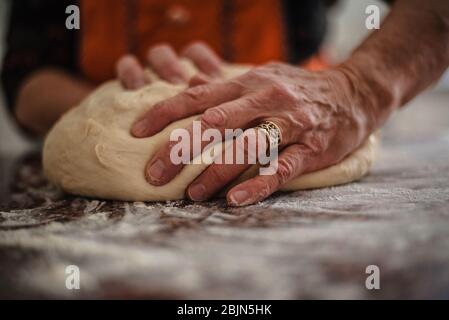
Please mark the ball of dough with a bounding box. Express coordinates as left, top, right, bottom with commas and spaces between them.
43, 61, 379, 201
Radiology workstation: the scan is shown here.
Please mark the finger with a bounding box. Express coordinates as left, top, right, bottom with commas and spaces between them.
131, 81, 242, 138
181, 41, 222, 77
147, 44, 189, 84
227, 144, 313, 206
188, 73, 213, 87
187, 115, 293, 201
186, 128, 266, 201
144, 95, 266, 185
116, 55, 148, 90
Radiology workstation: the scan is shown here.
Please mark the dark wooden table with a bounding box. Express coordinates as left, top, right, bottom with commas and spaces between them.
1, 92, 449, 299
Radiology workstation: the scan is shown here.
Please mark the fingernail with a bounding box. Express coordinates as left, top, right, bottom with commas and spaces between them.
147, 159, 166, 183
228, 190, 251, 206
132, 119, 148, 137
188, 183, 207, 201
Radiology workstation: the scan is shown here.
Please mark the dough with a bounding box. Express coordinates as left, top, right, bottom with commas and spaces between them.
43, 61, 379, 201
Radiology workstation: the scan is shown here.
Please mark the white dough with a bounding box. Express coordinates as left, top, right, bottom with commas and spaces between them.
43, 61, 379, 201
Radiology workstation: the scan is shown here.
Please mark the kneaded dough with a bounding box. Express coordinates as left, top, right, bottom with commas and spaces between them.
43, 61, 379, 201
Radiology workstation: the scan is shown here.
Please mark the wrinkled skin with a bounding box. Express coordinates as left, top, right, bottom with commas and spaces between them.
116, 0, 449, 206
116, 42, 222, 89
116, 42, 375, 206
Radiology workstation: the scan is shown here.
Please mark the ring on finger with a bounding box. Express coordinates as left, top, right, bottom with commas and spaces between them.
255, 120, 283, 150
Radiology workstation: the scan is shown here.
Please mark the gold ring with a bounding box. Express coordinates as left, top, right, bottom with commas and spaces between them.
255, 120, 282, 149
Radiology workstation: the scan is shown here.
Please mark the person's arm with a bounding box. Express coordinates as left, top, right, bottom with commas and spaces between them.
340, 0, 449, 130
126, 0, 449, 206
1, 0, 90, 136
15, 69, 93, 135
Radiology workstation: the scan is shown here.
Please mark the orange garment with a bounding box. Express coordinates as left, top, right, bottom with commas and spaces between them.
80, 0, 285, 83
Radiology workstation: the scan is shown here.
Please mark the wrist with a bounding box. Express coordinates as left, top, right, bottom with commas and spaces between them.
337, 55, 399, 131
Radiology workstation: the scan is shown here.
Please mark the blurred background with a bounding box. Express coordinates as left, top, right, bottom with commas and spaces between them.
0, 0, 32, 154
0, 0, 448, 155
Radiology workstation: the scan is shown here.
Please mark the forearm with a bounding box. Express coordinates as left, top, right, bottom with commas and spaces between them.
340, 0, 449, 129
15, 69, 93, 136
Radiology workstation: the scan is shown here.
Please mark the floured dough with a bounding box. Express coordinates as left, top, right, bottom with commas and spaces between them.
43, 61, 379, 201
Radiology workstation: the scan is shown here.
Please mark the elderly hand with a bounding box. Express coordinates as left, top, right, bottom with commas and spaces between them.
115, 41, 223, 89
130, 59, 380, 206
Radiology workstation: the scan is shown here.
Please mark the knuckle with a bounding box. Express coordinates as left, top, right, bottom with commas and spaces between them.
265, 61, 291, 73
183, 84, 211, 102
153, 102, 175, 119
268, 83, 296, 102
255, 178, 276, 199
276, 157, 295, 185
228, 79, 246, 92
297, 115, 313, 131
201, 107, 226, 128
242, 94, 262, 109
302, 132, 328, 153
206, 166, 230, 185
247, 68, 269, 81
188, 74, 211, 87
152, 102, 165, 114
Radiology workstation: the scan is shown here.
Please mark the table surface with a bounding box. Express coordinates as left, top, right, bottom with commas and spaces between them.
1, 91, 449, 299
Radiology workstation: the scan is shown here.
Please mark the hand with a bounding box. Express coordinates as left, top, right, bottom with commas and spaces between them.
115, 41, 223, 89
131, 62, 378, 206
